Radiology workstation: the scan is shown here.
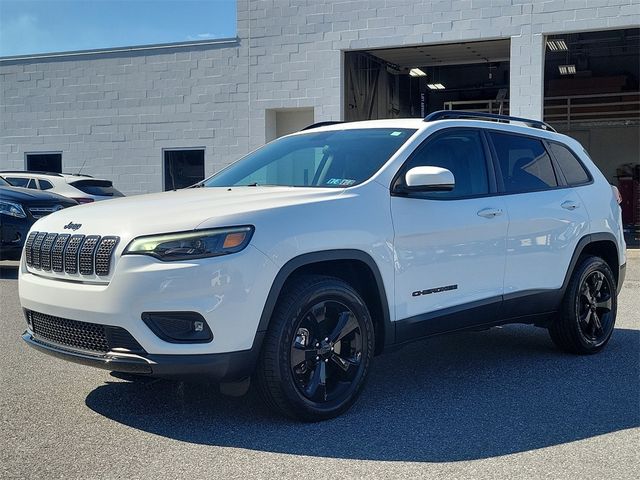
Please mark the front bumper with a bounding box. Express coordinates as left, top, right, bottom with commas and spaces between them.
22, 330, 264, 381
19, 245, 278, 355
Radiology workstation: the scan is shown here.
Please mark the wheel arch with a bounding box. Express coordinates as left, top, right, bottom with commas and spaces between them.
562, 232, 621, 294
256, 250, 394, 355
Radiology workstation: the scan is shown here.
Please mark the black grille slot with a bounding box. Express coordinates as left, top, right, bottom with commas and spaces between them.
95, 237, 119, 276
64, 234, 85, 274
79, 235, 101, 275
31, 232, 48, 269
51, 234, 70, 272
28, 310, 144, 354
24, 231, 38, 266
39, 233, 58, 271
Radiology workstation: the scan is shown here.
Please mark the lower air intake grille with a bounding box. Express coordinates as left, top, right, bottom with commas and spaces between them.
28, 310, 144, 354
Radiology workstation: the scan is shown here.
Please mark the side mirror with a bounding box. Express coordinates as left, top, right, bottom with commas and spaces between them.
403, 166, 455, 192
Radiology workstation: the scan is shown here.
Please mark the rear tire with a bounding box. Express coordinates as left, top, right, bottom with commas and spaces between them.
255, 275, 374, 421
548, 255, 617, 354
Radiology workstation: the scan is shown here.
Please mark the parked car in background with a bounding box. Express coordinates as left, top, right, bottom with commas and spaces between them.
0, 176, 77, 260
1, 171, 124, 204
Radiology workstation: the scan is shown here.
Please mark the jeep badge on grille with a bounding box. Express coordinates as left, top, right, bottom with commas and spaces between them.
63, 222, 82, 231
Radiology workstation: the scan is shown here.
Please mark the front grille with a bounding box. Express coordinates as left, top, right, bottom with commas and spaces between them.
28, 206, 63, 219
28, 310, 144, 354
25, 231, 119, 277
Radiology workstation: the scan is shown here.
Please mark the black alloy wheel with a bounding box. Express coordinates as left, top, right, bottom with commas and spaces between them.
577, 270, 614, 343
549, 255, 617, 354
256, 275, 374, 421
290, 300, 363, 403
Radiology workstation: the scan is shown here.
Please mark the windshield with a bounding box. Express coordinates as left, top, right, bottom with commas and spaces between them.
204, 128, 416, 188
0, 176, 9, 186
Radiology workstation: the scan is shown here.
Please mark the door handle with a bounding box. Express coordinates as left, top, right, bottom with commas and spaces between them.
561, 201, 580, 211
477, 208, 503, 218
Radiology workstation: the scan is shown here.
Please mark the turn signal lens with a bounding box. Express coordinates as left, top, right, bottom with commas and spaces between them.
223, 232, 247, 249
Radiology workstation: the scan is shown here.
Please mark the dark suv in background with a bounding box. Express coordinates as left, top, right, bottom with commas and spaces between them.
0, 176, 77, 260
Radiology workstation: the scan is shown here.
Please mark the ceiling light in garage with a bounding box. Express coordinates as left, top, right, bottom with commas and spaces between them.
547, 39, 568, 51
427, 83, 445, 90
558, 64, 576, 75
409, 68, 427, 77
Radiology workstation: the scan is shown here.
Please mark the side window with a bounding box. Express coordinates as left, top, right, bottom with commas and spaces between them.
6, 177, 28, 187
548, 143, 591, 185
399, 130, 489, 198
27, 179, 38, 189
39, 179, 54, 190
490, 132, 558, 193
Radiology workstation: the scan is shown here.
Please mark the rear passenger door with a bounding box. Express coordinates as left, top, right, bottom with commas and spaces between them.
488, 131, 590, 305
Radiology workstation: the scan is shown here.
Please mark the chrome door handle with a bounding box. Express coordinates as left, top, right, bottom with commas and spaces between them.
477, 208, 503, 218
561, 201, 579, 210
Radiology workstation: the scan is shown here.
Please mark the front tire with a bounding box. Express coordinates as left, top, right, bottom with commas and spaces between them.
549, 255, 617, 354
255, 275, 374, 421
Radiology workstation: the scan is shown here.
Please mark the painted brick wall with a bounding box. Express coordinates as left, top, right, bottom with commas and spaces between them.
1, 0, 639, 193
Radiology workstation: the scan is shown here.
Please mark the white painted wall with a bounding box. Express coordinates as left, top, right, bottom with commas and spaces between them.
1, 0, 639, 194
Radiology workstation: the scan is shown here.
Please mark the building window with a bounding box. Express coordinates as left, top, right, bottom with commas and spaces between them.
26, 152, 62, 173
163, 149, 205, 190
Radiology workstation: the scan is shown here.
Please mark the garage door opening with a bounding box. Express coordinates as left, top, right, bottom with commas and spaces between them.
543, 28, 640, 244
344, 39, 511, 121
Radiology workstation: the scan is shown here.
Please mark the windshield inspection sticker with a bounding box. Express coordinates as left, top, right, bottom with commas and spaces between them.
390, 131, 403, 136
327, 178, 356, 186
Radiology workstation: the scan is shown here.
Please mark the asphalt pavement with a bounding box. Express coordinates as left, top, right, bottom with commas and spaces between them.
1, 253, 638, 479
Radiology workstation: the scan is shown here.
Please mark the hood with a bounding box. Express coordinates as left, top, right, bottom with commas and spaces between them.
0, 185, 76, 204
30, 186, 345, 238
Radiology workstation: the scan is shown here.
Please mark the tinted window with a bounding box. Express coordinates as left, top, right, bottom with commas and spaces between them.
70, 179, 123, 197
399, 130, 489, 198
204, 129, 416, 188
39, 179, 54, 190
27, 179, 38, 189
549, 143, 590, 185
5, 177, 28, 187
490, 132, 557, 193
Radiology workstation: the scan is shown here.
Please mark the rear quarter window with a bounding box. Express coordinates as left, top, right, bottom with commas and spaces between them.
548, 143, 591, 185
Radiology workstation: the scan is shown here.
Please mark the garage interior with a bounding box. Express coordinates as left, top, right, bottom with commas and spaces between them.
344, 31, 639, 244
344, 39, 511, 121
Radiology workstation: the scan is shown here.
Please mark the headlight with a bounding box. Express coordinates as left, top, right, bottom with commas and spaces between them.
123, 226, 254, 261
0, 200, 27, 218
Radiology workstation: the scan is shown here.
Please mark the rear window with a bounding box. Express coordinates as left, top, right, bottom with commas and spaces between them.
548, 143, 591, 186
70, 179, 123, 197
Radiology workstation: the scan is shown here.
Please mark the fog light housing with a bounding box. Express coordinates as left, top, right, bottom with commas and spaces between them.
141, 312, 213, 343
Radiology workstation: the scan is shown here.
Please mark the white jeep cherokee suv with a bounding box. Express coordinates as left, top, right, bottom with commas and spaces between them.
19, 111, 626, 421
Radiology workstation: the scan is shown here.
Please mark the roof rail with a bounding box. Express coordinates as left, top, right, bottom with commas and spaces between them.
301, 121, 344, 131
0, 170, 63, 177
424, 110, 556, 132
